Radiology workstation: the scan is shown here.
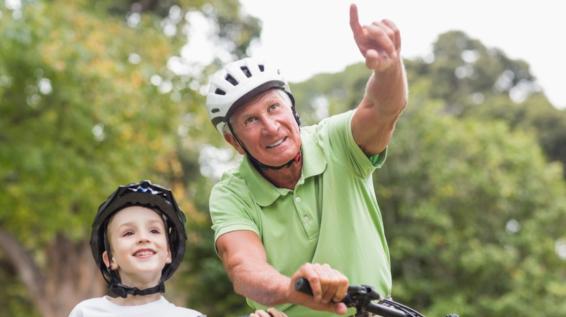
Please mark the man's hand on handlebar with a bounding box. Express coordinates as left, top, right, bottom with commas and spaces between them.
288, 263, 349, 315
249, 307, 288, 317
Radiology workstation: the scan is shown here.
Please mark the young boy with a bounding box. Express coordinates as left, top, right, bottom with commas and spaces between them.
68, 180, 204, 317
69, 180, 286, 316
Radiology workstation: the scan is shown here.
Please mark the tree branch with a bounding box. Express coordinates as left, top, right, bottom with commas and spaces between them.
0, 228, 48, 311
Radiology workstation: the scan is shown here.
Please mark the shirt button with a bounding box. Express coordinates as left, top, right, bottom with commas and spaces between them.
295, 197, 301, 203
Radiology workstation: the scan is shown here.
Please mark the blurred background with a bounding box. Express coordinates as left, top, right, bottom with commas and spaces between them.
0, 1, 565, 316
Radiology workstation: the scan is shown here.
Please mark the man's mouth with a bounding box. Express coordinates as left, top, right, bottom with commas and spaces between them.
266, 137, 287, 149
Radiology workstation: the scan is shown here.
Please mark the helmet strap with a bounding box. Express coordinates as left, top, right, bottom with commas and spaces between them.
108, 277, 166, 298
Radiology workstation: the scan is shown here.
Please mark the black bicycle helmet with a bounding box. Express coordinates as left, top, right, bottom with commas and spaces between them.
90, 180, 187, 298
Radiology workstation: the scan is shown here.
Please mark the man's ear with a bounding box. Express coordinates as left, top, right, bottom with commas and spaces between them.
224, 133, 245, 155
102, 250, 118, 270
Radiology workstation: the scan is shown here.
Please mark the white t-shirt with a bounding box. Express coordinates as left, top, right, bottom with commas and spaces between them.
68, 296, 205, 317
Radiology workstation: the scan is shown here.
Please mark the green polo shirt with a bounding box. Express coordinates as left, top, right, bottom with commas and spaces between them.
209, 110, 391, 317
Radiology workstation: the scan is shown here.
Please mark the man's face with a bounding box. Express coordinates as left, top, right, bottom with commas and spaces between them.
226, 89, 301, 166
103, 206, 172, 287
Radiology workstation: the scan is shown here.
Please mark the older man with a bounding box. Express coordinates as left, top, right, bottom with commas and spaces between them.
205, 4, 407, 316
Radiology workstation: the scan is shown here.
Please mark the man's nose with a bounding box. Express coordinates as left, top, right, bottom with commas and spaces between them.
262, 116, 279, 134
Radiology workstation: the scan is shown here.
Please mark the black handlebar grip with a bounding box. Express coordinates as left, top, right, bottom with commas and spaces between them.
295, 277, 314, 296
365, 302, 408, 317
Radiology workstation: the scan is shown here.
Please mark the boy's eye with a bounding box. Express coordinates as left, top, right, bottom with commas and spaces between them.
122, 231, 133, 237
150, 229, 161, 234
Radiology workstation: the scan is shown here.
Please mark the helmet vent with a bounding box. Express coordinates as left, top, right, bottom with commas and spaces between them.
214, 88, 226, 95
258, 64, 265, 72
225, 74, 239, 86
240, 66, 252, 78
211, 108, 220, 113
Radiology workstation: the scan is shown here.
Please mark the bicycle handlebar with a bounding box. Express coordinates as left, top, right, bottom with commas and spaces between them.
363, 302, 408, 317
295, 278, 458, 317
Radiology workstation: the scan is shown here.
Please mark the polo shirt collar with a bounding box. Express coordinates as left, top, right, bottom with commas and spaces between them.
239, 128, 327, 207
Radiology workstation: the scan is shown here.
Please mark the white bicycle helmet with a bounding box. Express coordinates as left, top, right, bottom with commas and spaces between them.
205, 57, 296, 135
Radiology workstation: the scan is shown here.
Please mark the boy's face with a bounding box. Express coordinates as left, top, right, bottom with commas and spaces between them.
102, 206, 172, 288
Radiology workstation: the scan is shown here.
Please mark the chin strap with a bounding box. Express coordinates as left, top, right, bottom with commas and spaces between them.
109, 281, 165, 298
108, 274, 165, 298
248, 150, 302, 171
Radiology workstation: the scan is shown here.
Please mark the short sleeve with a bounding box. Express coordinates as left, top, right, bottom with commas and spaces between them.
368, 147, 387, 168
209, 178, 260, 245
319, 110, 388, 178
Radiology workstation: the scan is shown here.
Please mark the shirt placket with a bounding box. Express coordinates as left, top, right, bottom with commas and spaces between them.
293, 188, 317, 239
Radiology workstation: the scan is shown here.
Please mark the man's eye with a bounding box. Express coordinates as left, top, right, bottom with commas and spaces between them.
269, 103, 280, 111
244, 117, 257, 125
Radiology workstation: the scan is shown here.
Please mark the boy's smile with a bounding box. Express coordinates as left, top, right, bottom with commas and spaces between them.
103, 206, 172, 289
133, 248, 157, 258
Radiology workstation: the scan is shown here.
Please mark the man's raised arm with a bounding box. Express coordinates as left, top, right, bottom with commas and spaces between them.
349, 3, 408, 155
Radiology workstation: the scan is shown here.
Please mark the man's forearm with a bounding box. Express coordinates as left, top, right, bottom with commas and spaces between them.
228, 260, 291, 306
353, 59, 408, 154
364, 59, 408, 118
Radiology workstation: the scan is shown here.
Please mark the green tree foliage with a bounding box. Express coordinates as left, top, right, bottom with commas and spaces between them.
465, 92, 566, 177
0, 1, 185, 316
408, 31, 566, 174
0, 0, 182, 244
92, 0, 261, 57
379, 102, 566, 316
430, 32, 534, 109
291, 63, 370, 125
0, 0, 258, 316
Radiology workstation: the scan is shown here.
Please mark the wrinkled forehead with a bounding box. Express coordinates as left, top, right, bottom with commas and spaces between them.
230, 89, 292, 117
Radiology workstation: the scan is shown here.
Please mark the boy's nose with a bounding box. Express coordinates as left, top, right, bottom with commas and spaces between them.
137, 232, 150, 243
137, 237, 150, 244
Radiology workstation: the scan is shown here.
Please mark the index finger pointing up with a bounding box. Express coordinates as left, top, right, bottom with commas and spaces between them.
349, 3, 363, 37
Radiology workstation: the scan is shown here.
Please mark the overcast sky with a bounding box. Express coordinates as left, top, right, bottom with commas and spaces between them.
238, 0, 566, 109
